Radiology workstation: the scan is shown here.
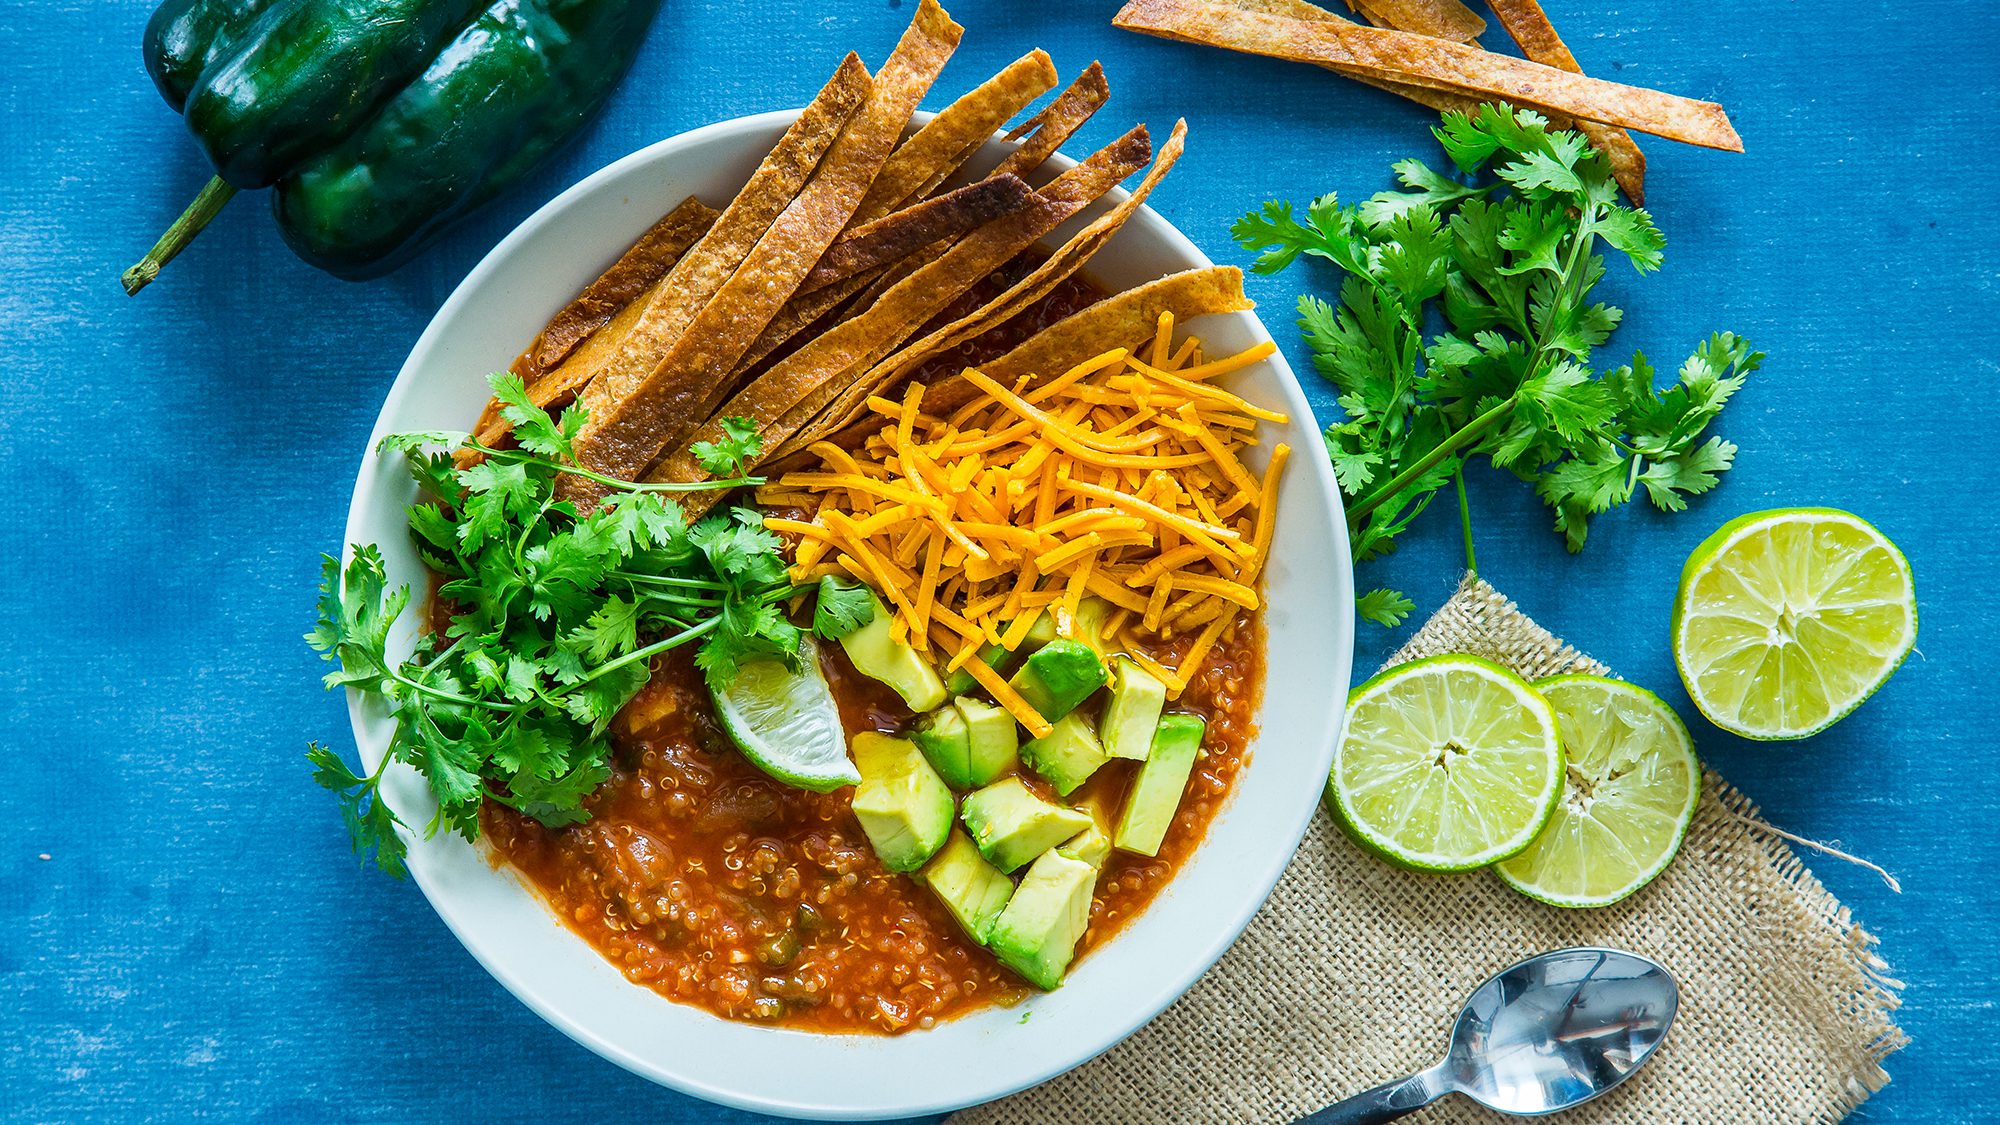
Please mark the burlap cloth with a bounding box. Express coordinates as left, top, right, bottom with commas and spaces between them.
952, 576, 1905, 1125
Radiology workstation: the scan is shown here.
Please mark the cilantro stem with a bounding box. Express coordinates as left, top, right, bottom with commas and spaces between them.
578, 616, 721, 684
1455, 467, 1476, 577
613, 573, 728, 592
386, 666, 521, 712
1346, 394, 1516, 527
464, 442, 763, 494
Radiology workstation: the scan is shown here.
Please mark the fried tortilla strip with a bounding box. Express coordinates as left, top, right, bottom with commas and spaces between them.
1219, 0, 1486, 116
468, 201, 717, 444
525, 197, 720, 377
482, 53, 868, 457
561, 1, 964, 503
855, 49, 1058, 222
1114, 0, 1743, 151
801, 173, 1035, 294
564, 53, 873, 437
729, 52, 1076, 392
1346, 0, 1481, 43
644, 126, 1155, 504
780, 265, 1256, 472
994, 62, 1110, 179
791, 60, 1111, 326
783, 121, 1172, 455
1486, 0, 1646, 202
732, 59, 1112, 383
808, 119, 1192, 446
458, 275, 672, 462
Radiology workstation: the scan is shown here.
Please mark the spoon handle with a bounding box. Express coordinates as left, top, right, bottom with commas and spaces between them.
1293, 1068, 1445, 1125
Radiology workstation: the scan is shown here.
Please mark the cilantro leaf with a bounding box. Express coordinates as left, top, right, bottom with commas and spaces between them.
813, 576, 876, 640
1595, 206, 1666, 273
690, 416, 764, 479
309, 412, 797, 873
1356, 588, 1416, 627
490, 371, 573, 460
306, 549, 409, 693
306, 742, 408, 879
1637, 436, 1737, 512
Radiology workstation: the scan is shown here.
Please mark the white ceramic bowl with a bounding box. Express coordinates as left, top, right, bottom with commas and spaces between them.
344, 110, 1354, 1119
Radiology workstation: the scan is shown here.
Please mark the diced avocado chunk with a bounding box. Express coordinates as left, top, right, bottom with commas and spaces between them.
987, 850, 1096, 990
944, 642, 1011, 696
952, 610, 1058, 694
912, 696, 1020, 790
1113, 713, 1206, 857
850, 732, 953, 872
1061, 597, 1116, 658
919, 828, 1015, 942
838, 589, 947, 712
911, 705, 973, 789
960, 777, 1093, 873
1020, 710, 1110, 796
956, 696, 1020, 787
1017, 609, 1059, 652
1056, 790, 1114, 869
1007, 640, 1107, 722
1100, 657, 1168, 761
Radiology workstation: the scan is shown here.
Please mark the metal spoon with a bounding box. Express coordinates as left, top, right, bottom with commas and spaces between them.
1296, 947, 1678, 1123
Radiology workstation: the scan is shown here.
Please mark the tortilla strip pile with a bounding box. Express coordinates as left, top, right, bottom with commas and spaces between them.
638, 124, 1161, 507
564, 7, 966, 492
481, 1, 1222, 532
726, 50, 1070, 385
762, 311, 1291, 734
1115, 0, 1740, 172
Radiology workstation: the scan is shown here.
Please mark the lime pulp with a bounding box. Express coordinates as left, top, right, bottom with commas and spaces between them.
1327, 654, 1565, 872
1494, 676, 1701, 907
1673, 508, 1917, 740
710, 635, 859, 793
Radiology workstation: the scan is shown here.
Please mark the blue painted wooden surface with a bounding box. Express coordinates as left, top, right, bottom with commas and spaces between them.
4, 1, 1994, 1121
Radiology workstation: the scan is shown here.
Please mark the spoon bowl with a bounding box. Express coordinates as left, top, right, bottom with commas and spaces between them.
1302, 947, 1678, 1123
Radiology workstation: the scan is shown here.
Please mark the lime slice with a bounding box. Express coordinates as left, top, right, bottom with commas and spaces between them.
711, 635, 860, 793
1327, 654, 1565, 872
1493, 676, 1700, 907
1673, 508, 1917, 740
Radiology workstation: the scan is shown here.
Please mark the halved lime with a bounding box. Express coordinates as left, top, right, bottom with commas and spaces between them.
1327, 655, 1565, 872
1494, 676, 1700, 907
1673, 508, 1917, 740
711, 635, 860, 793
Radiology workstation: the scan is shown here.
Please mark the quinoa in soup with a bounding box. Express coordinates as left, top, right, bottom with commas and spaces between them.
482, 617, 1260, 1033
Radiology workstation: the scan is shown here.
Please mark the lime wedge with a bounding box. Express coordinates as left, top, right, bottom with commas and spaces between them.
1327, 655, 1565, 872
711, 635, 860, 793
1673, 508, 1917, 740
1493, 676, 1700, 907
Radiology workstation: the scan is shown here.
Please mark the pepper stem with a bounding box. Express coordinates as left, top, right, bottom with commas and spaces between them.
121, 176, 239, 295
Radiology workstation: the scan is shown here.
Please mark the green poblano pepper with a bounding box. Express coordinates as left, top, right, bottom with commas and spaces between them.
275, 0, 665, 279
184, 0, 492, 189
144, 0, 285, 111
124, 0, 663, 293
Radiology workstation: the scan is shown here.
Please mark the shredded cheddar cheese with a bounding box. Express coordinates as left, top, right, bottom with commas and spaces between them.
760, 313, 1291, 724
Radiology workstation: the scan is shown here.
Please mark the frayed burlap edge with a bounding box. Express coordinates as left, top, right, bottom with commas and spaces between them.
950, 575, 1905, 1125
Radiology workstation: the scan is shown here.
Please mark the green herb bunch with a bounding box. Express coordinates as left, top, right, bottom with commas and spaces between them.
307, 374, 801, 878
1233, 105, 1761, 626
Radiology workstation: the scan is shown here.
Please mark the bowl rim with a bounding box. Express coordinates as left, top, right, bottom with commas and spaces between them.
343, 107, 1354, 1119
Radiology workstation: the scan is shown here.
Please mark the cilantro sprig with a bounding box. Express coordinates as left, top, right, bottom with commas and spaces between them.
307, 373, 818, 878
1234, 106, 1760, 626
